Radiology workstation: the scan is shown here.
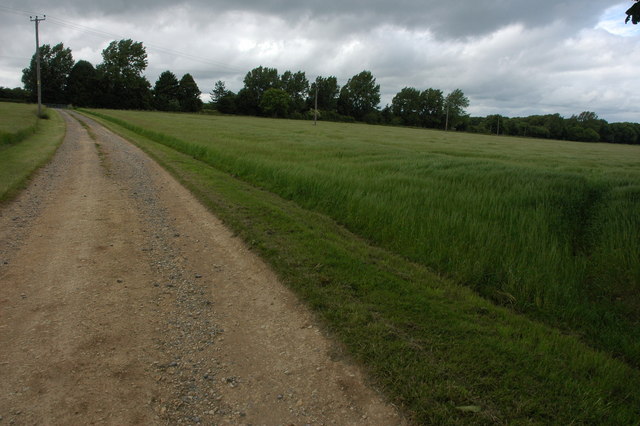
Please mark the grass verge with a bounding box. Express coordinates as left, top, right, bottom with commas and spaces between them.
83, 111, 640, 424
0, 108, 65, 203
0, 102, 42, 146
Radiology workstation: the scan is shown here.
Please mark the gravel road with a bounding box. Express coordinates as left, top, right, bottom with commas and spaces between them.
0, 111, 405, 425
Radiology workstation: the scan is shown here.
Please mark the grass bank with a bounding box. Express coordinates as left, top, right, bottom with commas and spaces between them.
83, 109, 640, 424
0, 104, 65, 203
0, 102, 43, 146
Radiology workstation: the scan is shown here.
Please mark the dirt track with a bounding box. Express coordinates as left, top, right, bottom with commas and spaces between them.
0, 111, 405, 425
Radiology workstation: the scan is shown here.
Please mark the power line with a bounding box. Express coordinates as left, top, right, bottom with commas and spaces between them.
1, 5, 243, 74
0, 4, 41, 17
0, 55, 31, 60
49, 16, 244, 73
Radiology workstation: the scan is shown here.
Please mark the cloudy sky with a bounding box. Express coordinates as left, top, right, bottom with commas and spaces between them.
1, 0, 638, 122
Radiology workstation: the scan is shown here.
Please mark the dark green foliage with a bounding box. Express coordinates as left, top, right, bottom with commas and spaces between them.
0, 87, 28, 102
337, 70, 380, 121
96, 39, 151, 109
610, 122, 639, 144
210, 80, 227, 107
153, 71, 180, 111
391, 87, 450, 129
280, 71, 309, 114
421, 88, 445, 127
445, 89, 470, 130
238, 66, 280, 115
467, 112, 639, 144
392, 87, 423, 126
65, 60, 98, 107
626, 0, 640, 24
22, 43, 74, 104
567, 126, 600, 142
308, 76, 339, 111
178, 73, 203, 112
216, 92, 238, 114
99, 39, 147, 79
259, 88, 291, 118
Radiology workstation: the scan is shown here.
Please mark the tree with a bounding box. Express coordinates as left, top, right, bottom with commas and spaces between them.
96, 39, 151, 109
22, 42, 74, 104
66, 60, 98, 107
610, 122, 639, 144
444, 89, 470, 130
576, 111, 599, 124
153, 71, 180, 111
391, 87, 422, 126
543, 113, 566, 140
309, 76, 340, 112
0, 87, 28, 102
178, 73, 203, 112
280, 71, 309, 114
626, 1, 640, 24
337, 70, 380, 121
100, 39, 147, 80
420, 88, 445, 128
260, 88, 291, 118
210, 80, 228, 106
235, 88, 257, 115
239, 66, 280, 115
217, 91, 237, 114
567, 126, 600, 142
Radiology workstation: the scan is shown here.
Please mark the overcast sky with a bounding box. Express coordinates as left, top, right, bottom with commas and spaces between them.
1, 0, 638, 122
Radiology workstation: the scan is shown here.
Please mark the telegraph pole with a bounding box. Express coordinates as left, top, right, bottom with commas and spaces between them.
314, 84, 318, 126
30, 15, 46, 117
445, 102, 449, 131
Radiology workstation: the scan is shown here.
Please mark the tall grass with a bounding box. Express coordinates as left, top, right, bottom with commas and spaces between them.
0, 102, 41, 146
86, 109, 640, 366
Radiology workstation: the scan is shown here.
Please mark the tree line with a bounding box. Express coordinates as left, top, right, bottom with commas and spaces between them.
213, 68, 639, 144
19, 40, 202, 112
210, 67, 470, 130
464, 112, 640, 145
12, 38, 638, 145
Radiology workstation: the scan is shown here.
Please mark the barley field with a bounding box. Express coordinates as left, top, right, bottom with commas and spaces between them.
89, 110, 640, 366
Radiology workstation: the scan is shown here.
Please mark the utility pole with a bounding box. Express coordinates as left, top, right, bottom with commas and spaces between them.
445, 102, 450, 131
30, 15, 46, 117
314, 84, 318, 126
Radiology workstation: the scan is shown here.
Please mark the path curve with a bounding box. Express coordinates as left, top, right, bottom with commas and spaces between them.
0, 110, 405, 425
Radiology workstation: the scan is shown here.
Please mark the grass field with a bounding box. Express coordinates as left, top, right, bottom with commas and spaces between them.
0, 103, 65, 203
83, 109, 640, 424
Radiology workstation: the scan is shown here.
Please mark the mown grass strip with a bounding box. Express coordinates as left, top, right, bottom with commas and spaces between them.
0, 108, 65, 203
84, 110, 640, 425
81, 109, 640, 367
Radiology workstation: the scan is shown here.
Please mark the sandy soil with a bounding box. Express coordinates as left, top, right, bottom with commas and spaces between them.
0, 111, 406, 425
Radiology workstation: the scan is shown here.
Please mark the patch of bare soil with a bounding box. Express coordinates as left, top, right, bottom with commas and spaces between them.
0, 111, 406, 425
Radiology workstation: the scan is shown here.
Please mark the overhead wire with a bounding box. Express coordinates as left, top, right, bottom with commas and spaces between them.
0, 4, 244, 74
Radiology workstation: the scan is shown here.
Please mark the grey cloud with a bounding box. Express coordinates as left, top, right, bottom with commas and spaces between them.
1, 0, 638, 122
9, 0, 615, 38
